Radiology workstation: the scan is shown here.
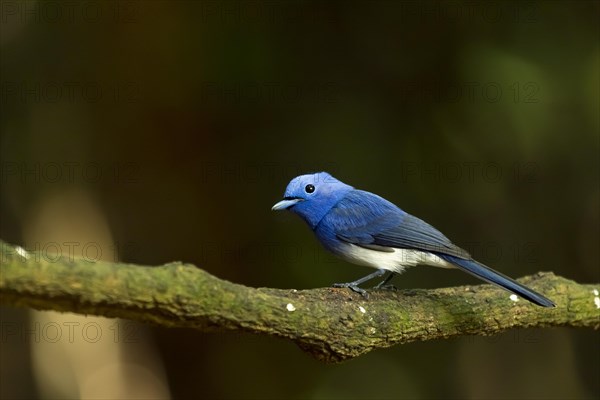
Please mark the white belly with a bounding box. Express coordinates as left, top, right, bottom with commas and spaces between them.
335, 242, 454, 273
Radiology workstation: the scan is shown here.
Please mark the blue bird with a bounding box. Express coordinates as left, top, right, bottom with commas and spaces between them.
272, 172, 555, 307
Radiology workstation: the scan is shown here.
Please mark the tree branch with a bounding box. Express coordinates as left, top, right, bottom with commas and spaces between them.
1, 240, 598, 363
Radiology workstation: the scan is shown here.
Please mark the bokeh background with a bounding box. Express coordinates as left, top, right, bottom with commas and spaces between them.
1, 1, 598, 399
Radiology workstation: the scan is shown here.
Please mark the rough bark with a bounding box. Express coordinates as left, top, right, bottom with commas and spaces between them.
1, 240, 598, 363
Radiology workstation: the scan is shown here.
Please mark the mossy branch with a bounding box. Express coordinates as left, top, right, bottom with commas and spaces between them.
1, 240, 598, 363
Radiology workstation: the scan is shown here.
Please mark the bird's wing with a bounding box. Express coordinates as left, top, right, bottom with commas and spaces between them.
325, 190, 470, 259
372, 213, 470, 258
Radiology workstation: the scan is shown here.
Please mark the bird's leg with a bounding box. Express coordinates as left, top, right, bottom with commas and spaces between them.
373, 272, 397, 290
332, 269, 387, 298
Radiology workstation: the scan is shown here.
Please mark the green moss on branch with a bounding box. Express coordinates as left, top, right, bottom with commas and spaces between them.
1, 240, 598, 363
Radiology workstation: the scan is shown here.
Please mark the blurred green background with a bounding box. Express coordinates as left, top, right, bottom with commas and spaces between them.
1, 1, 598, 399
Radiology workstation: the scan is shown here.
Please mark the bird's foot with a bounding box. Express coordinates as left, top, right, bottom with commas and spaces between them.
332, 282, 369, 299
373, 283, 397, 291
372, 271, 397, 290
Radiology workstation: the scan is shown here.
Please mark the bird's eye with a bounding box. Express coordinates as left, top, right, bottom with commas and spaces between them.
305, 184, 315, 194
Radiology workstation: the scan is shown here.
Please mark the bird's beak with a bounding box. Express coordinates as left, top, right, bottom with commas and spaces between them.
271, 198, 304, 211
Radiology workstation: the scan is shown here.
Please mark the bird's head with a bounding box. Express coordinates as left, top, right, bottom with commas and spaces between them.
272, 172, 353, 229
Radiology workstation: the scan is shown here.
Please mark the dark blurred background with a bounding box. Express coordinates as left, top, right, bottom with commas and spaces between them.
1, 1, 598, 399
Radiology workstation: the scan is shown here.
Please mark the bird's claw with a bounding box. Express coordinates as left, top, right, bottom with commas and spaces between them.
374, 283, 397, 291
332, 282, 369, 299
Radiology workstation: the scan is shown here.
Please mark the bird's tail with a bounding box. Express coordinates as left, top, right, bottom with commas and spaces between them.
437, 254, 555, 308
